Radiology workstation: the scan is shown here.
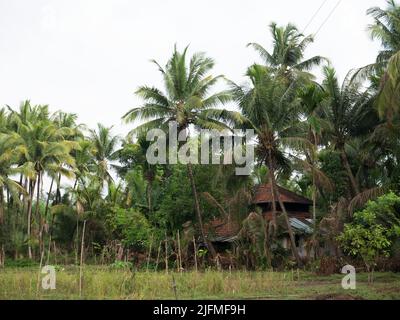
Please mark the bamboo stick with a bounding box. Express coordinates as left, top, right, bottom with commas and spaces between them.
165, 232, 168, 274
146, 234, 153, 272
155, 240, 162, 271
79, 220, 87, 297
177, 230, 182, 272
193, 236, 198, 272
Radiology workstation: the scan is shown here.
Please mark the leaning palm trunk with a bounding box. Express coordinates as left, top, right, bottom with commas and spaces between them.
267, 161, 278, 234
44, 177, 54, 220
267, 153, 302, 266
187, 162, 217, 260
340, 149, 360, 195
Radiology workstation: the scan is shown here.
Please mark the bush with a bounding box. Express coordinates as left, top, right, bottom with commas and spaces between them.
109, 207, 153, 251
338, 192, 400, 280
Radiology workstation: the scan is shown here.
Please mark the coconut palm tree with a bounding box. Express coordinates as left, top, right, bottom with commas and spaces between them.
247, 22, 326, 82
297, 83, 335, 223
123, 46, 243, 259
368, 0, 400, 66
319, 66, 376, 197
376, 51, 400, 122
7, 101, 78, 258
0, 132, 27, 225
356, 1, 400, 88
114, 135, 158, 216
89, 124, 119, 188
230, 64, 309, 266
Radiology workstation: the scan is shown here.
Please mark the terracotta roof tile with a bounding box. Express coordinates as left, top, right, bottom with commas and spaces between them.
253, 183, 312, 205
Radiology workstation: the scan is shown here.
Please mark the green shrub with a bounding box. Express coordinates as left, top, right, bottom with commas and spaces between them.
338, 192, 400, 281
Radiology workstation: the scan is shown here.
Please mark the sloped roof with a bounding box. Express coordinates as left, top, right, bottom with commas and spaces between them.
206, 218, 240, 242
253, 183, 312, 205
290, 218, 313, 234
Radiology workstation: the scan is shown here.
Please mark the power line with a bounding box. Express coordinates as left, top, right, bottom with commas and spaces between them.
314, 0, 343, 37
302, 0, 329, 33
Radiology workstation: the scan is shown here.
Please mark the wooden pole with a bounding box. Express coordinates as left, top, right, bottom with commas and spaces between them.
146, 234, 153, 272
53, 241, 57, 265
193, 236, 198, 272
165, 232, 168, 274
36, 249, 45, 297
79, 220, 87, 297
75, 217, 79, 265
177, 230, 182, 272
155, 240, 162, 271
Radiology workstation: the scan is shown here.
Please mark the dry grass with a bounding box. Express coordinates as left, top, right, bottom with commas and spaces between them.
0, 266, 399, 300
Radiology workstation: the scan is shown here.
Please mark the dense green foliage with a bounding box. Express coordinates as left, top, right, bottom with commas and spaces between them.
339, 193, 400, 275
0, 1, 400, 273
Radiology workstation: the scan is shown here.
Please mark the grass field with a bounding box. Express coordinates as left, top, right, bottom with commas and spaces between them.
0, 266, 399, 300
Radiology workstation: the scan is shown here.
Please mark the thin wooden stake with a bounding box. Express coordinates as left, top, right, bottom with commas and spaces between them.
155, 240, 162, 271
146, 234, 153, 272
46, 234, 52, 265
36, 249, 45, 297
53, 241, 57, 265
79, 220, 87, 297
193, 236, 198, 272
177, 230, 182, 272
75, 217, 79, 265
165, 233, 168, 274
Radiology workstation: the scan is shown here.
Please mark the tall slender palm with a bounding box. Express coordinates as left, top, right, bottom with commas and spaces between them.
0, 132, 27, 225
7, 101, 78, 258
123, 46, 242, 259
298, 83, 328, 222
319, 67, 376, 197
365, 1, 400, 121
89, 124, 119, 187
48, 111, 82, 207
248, 22, 326, 82
376, 51, 400, 122
230, 64, 309, 266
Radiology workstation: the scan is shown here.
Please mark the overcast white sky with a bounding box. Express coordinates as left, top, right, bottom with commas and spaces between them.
0, 0, 384, 137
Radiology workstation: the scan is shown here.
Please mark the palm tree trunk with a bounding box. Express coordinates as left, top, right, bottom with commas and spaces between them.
18, 174, 23, 201
267, 153, 302, 267
312, 130, 317, 224
340, 149, 360, 195
44, 177, 54, 220
6, 188, 10, 210
73, 177, 78, 191
267, 161, 278, 232
187, 162, 217, 260
311, 149, 318, 260
55, 173, 62, 204
0, 187, 4, 225
36, 172, 43, 256
146, 182, 152, 216
27, 178, 36, 259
